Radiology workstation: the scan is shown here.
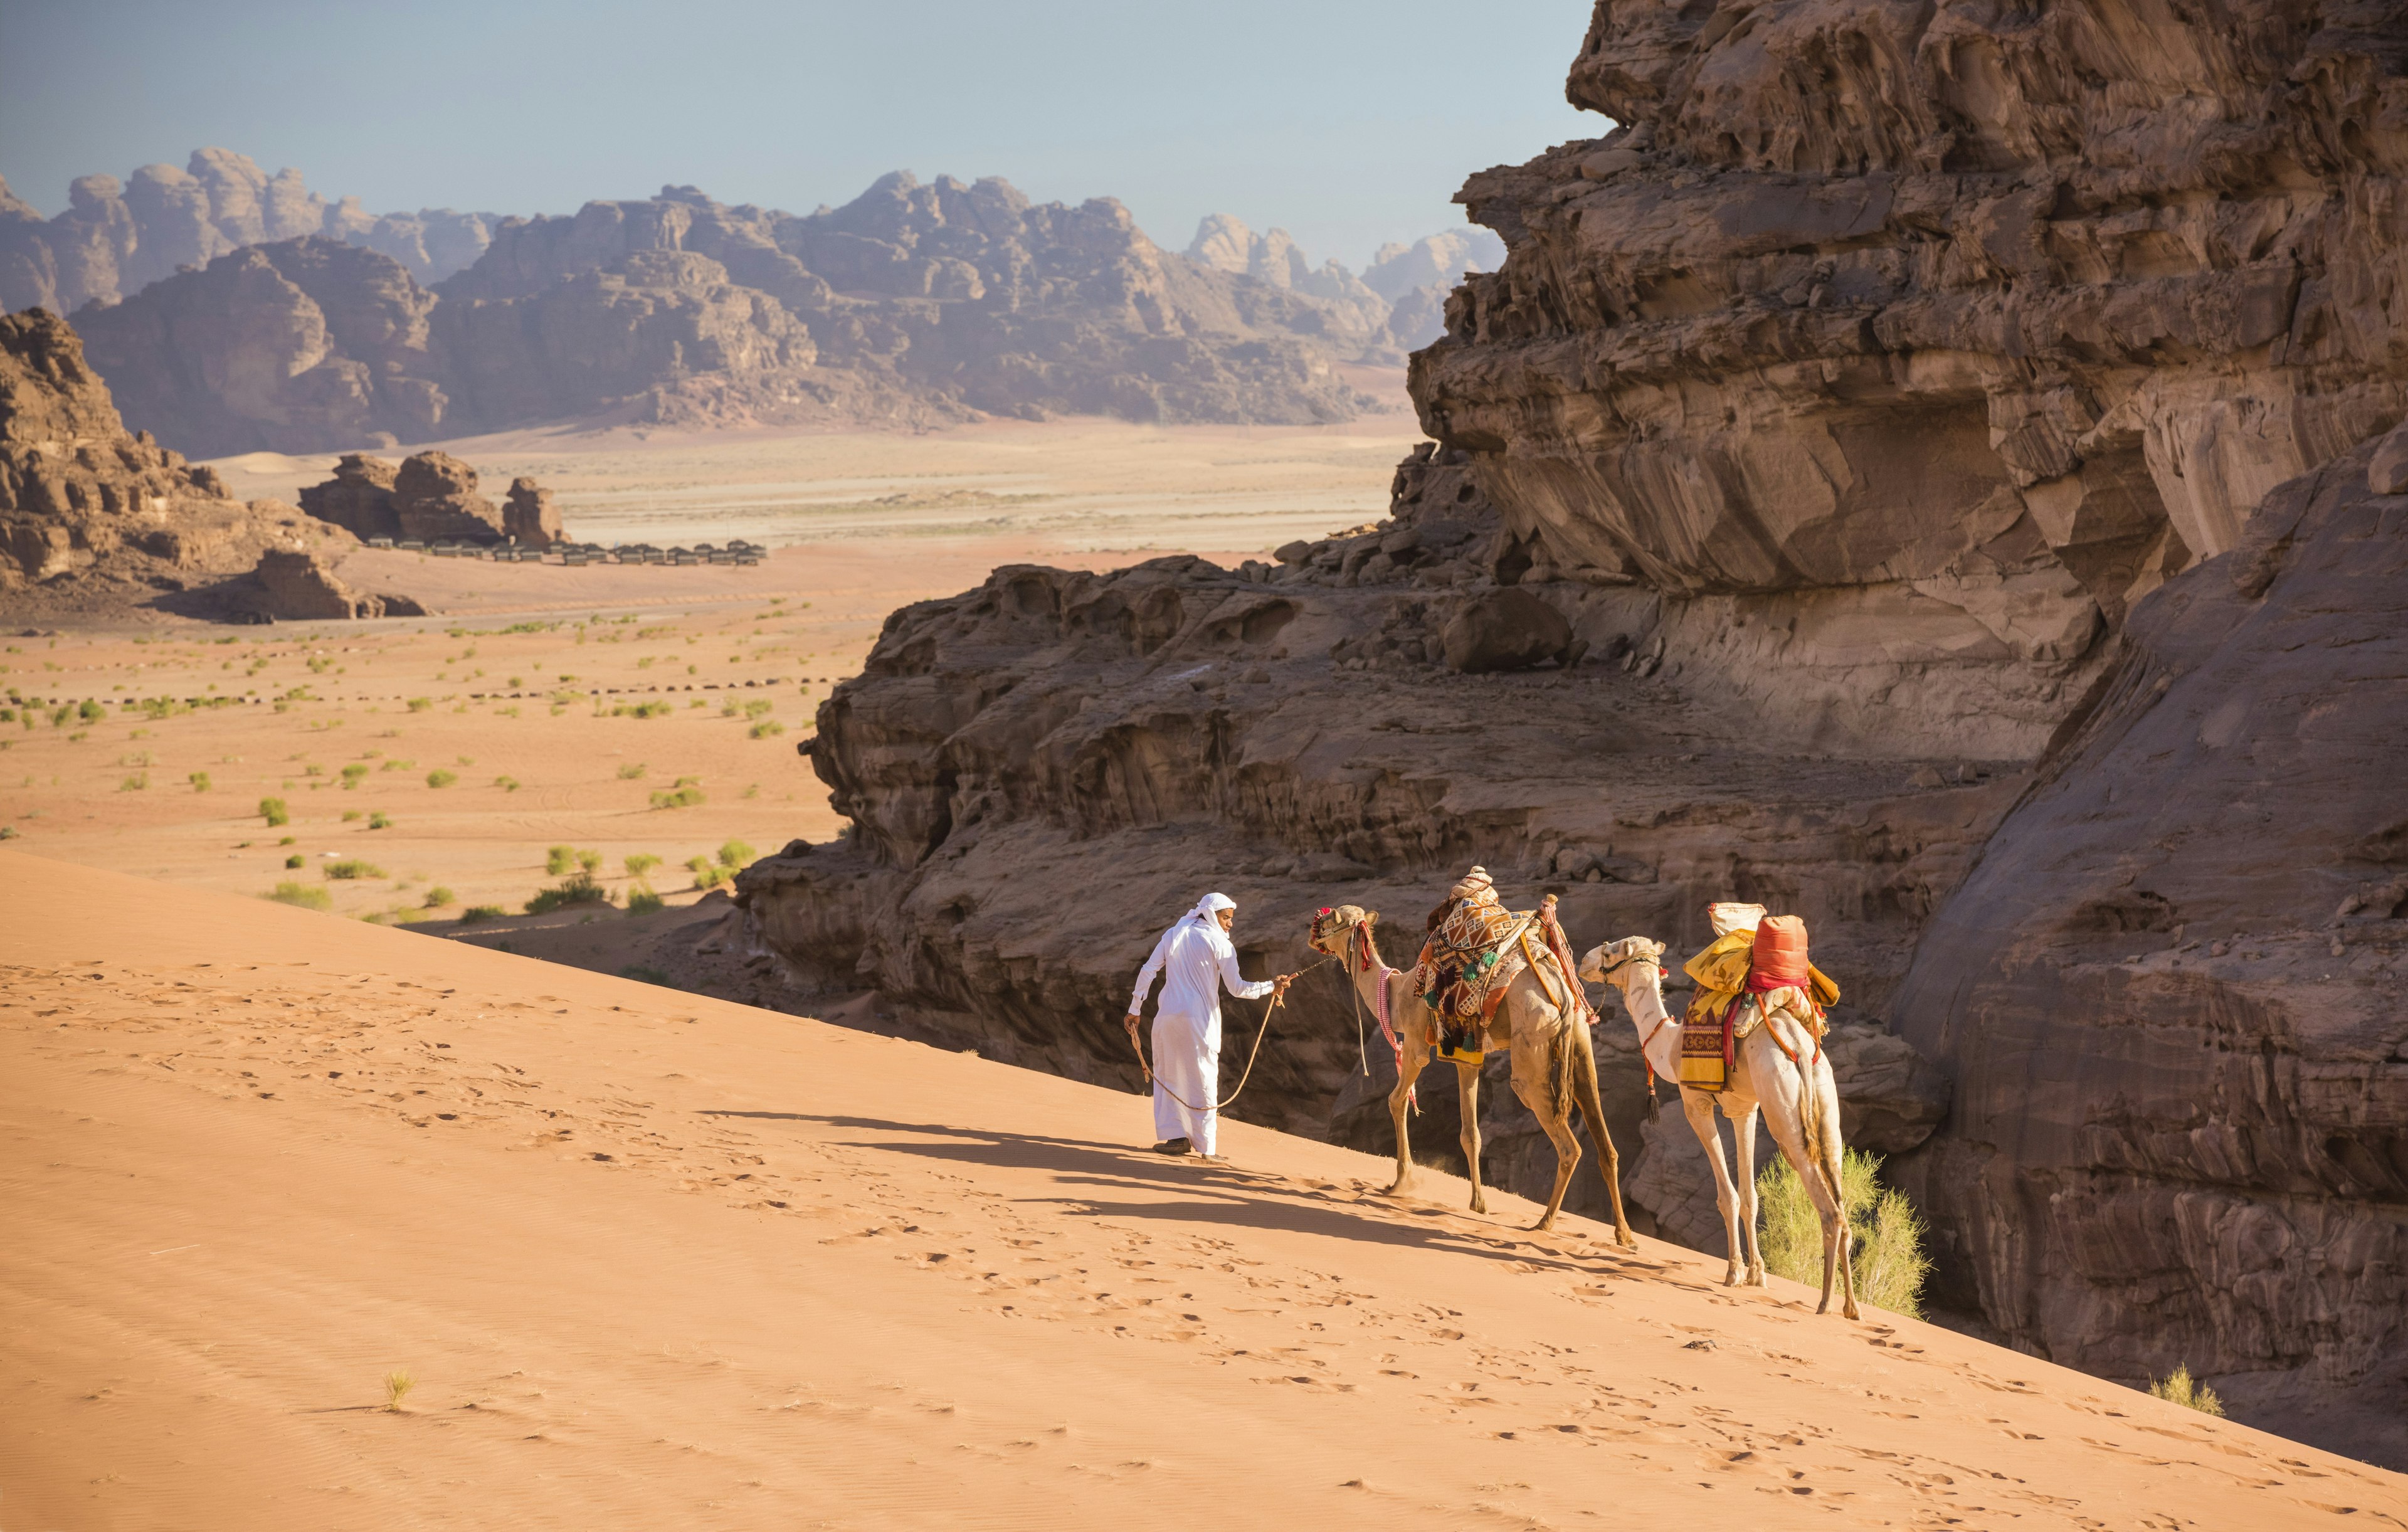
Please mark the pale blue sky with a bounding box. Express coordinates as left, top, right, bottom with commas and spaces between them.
0, 0, 1606, 269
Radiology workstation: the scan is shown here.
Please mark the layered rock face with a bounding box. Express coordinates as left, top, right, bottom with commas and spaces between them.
0, 308, 326, 611
733, 451, 1970, 1244
713, 0, 2408, 1464
235, 547, 425, 621
1886, 431, 2408, 1461
0, 149, 494, 315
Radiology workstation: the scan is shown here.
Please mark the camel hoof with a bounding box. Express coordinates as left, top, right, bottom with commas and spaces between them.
1844, 1302, 1862, 1321
1469, 1199, 1487, 1216
1529, 1217, 1556, 1234
1617, 1234, 1638, 1252
1722, 1269, 1740, 1287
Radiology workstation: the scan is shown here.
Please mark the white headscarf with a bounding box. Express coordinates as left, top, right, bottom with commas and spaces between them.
1187, 892, 1236, 924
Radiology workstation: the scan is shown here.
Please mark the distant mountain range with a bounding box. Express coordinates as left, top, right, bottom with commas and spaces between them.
0, 150, 1501, 458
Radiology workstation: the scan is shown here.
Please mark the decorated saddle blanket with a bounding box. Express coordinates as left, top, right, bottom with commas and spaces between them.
1416, 900, 1530, 1037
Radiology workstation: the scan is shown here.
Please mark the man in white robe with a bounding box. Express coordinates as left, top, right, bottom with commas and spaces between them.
1124, 892, 1292, 1158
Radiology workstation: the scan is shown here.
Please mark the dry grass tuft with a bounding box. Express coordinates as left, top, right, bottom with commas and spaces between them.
1756, 1147, 1931, 1318
2148, 1365, 2226, 1416
384, 1369, 415, 1412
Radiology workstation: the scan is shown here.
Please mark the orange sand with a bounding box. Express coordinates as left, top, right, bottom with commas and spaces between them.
4, 848, 2400, 1529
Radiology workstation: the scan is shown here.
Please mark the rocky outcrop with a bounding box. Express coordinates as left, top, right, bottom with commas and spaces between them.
0, 308, 324, 613
711, 0, 2408, 1466
235, 547, 425, 621
295, 453, 568, 547
74, 237, 448, 455
503, 477, 562, 548
0, 150, 494, 316
297, 453, 400, 540
732, 450, 1972, 1239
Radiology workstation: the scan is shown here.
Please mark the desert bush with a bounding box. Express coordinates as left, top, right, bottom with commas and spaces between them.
525, 872, 614, 915
613, 700, 673, 719
717, 840, 756, 869
384, 1370, 415, 1412
425, 769, 457, 789
649, 778, 706, 810
626, 887, 666, 916
266, 881, 332, 911
423, 886, 455, 908
260, 796, 290, 826
494, 774, 520, 791
119, 772, 148, 791
285, 853, 305, 869
748, 719, 784, 739
323, 858, 385, 880
2148, 1365, 2226, 1417
1755, 1147, 1931, 1318
77, 699, 104, 722
342, 810, 362, 822
546, 845, 578, 876
742, 699, 774, 719
458, 904, 506, 924
576, 847, 604, 874
687, 855, 729, 890
624, 852, 662, 880
189, 770, 211, 792
406, 697, 433, 712
367, 811, 392, 830
618, 762, 648, 779
341, 763, 369, 788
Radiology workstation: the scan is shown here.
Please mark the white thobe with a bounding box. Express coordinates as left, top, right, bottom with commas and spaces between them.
1129, 916, 1273, 1154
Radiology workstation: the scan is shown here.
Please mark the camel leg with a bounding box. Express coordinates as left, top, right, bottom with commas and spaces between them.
1731, 1102, 1766, 1286
1384, 1008, 1425, 1197
1682, 1088, 1743, 1286
1529, 1099, 1580, 1233
1753, 1048, 1849, 1317
1815, 1072, 1860, 1321
1567, 1023, 1637, 1249
1456, 1059, 1486, 1215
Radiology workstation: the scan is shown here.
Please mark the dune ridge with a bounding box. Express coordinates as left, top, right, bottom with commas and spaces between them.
3, 848, 2399, 1527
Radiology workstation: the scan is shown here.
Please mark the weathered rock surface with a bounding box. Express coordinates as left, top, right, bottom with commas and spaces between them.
503, 478, 563, 549
388, 452, 502, 544
714, 0, 2408, 1466
297, 453, 401, 541
0, 150, 494, 315
733, 453, 1973, 1242
235, 546, 425, 621
1886, 431, 2408, 1464
0, 307, 322, 615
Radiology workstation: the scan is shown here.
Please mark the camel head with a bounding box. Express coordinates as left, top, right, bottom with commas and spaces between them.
1578, 935, 1667, 998
1307, 904, 1375, 957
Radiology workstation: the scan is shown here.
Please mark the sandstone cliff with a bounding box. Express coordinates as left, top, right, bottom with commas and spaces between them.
0, 308, 334, 615
715, 0, 2408, 1466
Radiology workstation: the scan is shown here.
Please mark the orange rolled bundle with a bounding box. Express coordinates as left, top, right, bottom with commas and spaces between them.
1749, 914, 1810, 989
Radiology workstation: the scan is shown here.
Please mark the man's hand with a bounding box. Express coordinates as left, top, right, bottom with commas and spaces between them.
1123, 1012, 1142, 1040
1272, 973, 1294, 1000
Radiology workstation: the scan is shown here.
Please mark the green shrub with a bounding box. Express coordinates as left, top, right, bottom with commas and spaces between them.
119, 772, 148, 791
342, 810, 362, 822
688, 855, 729, 890
188, 770, 211, 792
618, 762, 648, 779
2148, 1365, 2226, 1417
494, 774, 520, 790
422, 886, 455, 908
623, 852, 662, 880
626, 887, 666, 916
1756, 1147, 1931, 1319
285, 853, 305, 869
341, 763, 369, 788
649, 778, 705, 810
322, 858, 385, 880
546, 845, 578, 876
260, 797, 289, 827
425, 769, 457, 789
266, 881, 332, 911
613, 700, 673, 718
525, 872, 614, 915
716, 840, 755, 869
748, 719, 784, 739
406, 697, 433, 712
458, 904, 507, 924
742, 699, 774, 719
77, 699, 104, 722
367, 811, 392, 830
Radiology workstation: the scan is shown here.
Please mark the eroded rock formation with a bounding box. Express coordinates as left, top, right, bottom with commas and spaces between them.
295, 452, 568, 547
719, 0, 2408, 1466
0, 149, 494, 315
0, 307, 329, 614
235, 547, 425, 621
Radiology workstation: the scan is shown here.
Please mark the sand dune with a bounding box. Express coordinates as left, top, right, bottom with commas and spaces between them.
3, 848, 2400, 1529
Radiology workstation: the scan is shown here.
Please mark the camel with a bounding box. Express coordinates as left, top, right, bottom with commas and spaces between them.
1580, 936, 1859, 1318
1307, 904, 1637, 1246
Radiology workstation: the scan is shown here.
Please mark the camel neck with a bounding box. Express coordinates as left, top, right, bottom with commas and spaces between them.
1620, 969, 1676, 1033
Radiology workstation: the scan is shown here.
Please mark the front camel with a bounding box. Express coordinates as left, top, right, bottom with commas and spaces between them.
1309, 903, 1636, 1246
1582, 935, 1859, 1319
